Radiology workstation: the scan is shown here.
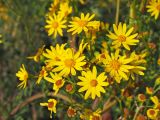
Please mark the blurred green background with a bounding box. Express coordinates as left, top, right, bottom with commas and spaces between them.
0, 0, 50, 119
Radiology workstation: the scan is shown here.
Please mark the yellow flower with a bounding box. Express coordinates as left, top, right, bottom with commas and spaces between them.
103, 50, 134, 83
27, 45, 45, 62
80, 109, 102, 120
137, 94, 146, 102
36, 66, 48, 84
107, 23, 139, 50
147, 108, 159, 119
100, 22, 109, 30
45, 72, 65, 94
95, 50, 109, 64
58, 2, 72, 18
77, 66, 108, 99
85, 21, 100, 43
130, 51, 147, 65
47, 0, 60, 16
40, 99, 57, 118
101, 41, 108, 48
80, 109, 92, 120
89, 109, 102, 120
43, 44, 66, 67
147, 0, 160, 20
151, 96, 160, 110
146, 87, 154, 95
67, 13, 98, 35
53, 48, 86, 76
45, 14, 67, 38
129, 52, 146, 80
16, 64, 28, 89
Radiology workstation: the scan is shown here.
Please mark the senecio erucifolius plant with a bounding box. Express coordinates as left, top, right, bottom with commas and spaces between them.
16, 0, 160, 119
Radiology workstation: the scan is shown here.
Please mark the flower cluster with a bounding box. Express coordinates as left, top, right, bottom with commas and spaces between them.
15, 0, 160, 119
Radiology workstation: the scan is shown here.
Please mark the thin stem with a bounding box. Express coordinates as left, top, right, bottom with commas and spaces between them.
69, 34, 76, 52
115, 0, 120, 25
101, 100, 117, 114
133, 104, 144, 120
92, 98, 99, 110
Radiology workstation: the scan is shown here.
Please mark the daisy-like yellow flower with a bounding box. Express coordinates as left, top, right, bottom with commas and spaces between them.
27, 45, 45, 62
147, 108, 159, 119
47, 0, 60, 16
151, 96, 160, 110
67, 13, 98, 35
45, 72, 65, 94
77, 66, 108, 99
36, 66, 48, 84
103, 50, 134, 83
129, 51, 146, 80
137, 94, 146, 102
43, 44, 66, 67
40, 99, 57, 118
89, 109, 102, 120
107, 23, 139, 50
58, 2, 72, 18
146, 87, 154, 95
130, 51, 147, 65
80, 109, 102, 120
147, 0, 160, 20
80, 109, 92, 120
16, 64, 28, 89
53, 48, 86, 76
45, 14, 67, 38
95, 50, 109, 64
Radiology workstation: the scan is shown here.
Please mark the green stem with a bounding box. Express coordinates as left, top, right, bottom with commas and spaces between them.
153, 86, 160, 94
115, 0, 120, 25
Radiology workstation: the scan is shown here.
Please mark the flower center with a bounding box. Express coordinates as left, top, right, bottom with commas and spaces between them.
24, 73, 28, 80
64, 59, 75, 68
118, 35, 126, 42
52, 21, 59, 28
139, 94, 146, 101
100, 53, 106, 59
66, 84, 73, 92
64, 11, 69, 16
48, 101, 54, 108
78, 20, 88, 27
149, 109, 155, 115
55, 79, 63, 86
156, 4, 160, 11
67, 108, 76, 117
55, 56, 60, 61
92, 115, 101, 120
110, 60, 121, 71
90, 80, 98, 87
